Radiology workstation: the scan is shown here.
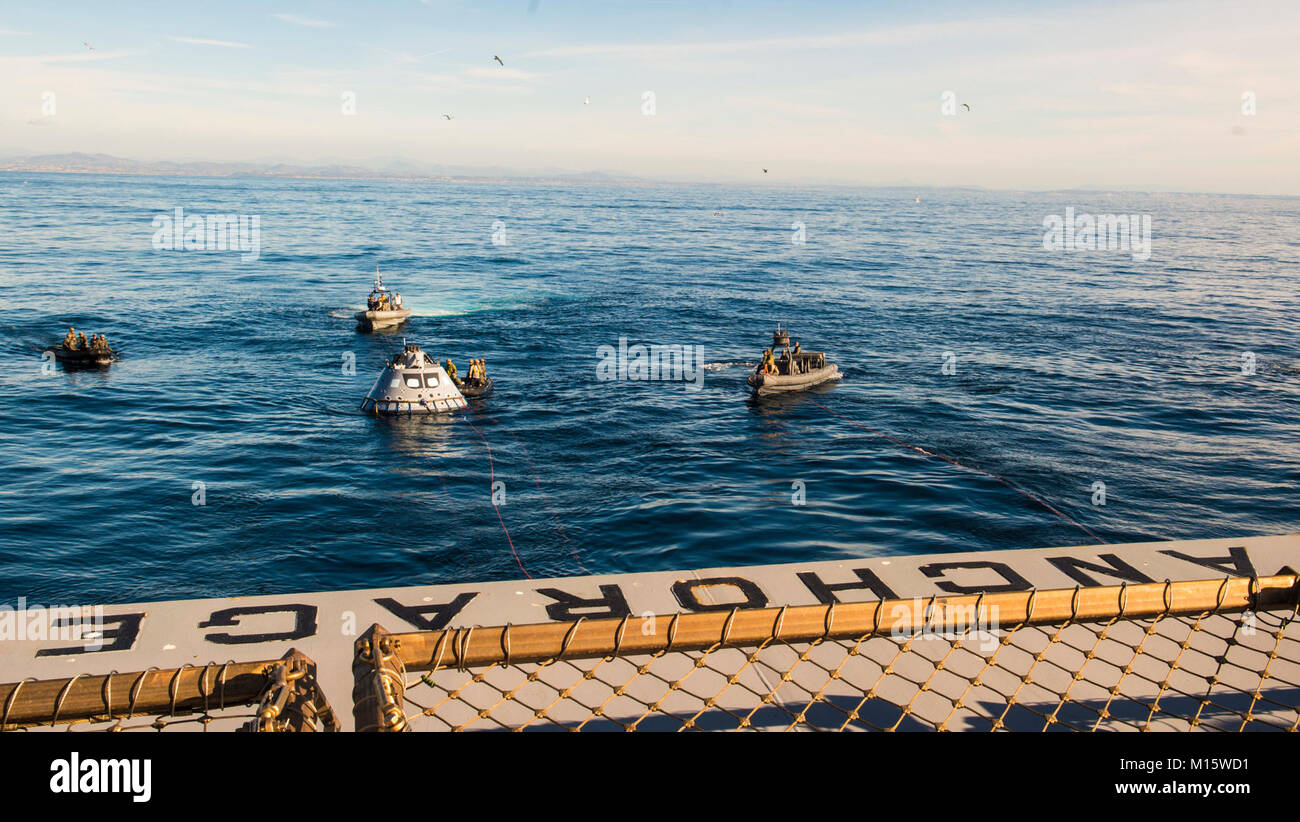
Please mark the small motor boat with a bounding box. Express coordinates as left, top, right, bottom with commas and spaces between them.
360, 342, 467, 415
747, 326, 840, 396
355, 265, 412, 332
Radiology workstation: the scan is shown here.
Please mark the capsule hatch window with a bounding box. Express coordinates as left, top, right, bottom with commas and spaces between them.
423, 372, 440, 387
403, 372, 423, 389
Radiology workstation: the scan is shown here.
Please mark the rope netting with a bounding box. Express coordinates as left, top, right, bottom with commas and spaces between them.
0, 649, 338, 732
354, 574, 1300, 732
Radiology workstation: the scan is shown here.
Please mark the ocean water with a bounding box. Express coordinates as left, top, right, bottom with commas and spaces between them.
1, 172, 1297, 606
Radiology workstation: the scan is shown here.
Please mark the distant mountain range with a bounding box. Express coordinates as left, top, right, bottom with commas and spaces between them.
0, 152, 650, 185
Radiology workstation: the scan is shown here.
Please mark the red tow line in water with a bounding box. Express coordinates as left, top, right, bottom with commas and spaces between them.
465, 417, 533, 579
802, 396, 1107, 544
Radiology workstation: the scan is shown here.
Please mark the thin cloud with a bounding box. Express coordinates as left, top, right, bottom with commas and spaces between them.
273, 13, 336, 28
0, 29, 32, 36
521, 18, 1039, 59
723, 96, 849, 119
0, 49, 139, 65
374, 46, 451, 65
461, 66, 539, 81
169, 36, 251, 48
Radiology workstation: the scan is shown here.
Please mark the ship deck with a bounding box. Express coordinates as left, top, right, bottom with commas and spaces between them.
3, 533, 1297, 732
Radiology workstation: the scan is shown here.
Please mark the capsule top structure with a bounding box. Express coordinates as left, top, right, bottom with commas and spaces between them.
361, 343, 467, 415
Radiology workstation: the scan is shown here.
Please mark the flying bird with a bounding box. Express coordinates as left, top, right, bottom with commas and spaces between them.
493, 55, 504, 66
442, 114, 454, 120
584, 96, 590, 105
83, 41, 94, 51
961, 103, 971, 112
762, 168, 768, 174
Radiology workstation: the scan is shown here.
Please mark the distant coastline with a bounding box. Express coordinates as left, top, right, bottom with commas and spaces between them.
1, 153, 1291, 198
0, 152, 660, 187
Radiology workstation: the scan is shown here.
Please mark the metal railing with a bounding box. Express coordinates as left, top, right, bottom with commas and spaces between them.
0, 649, 339, 732
6, 575, 1297, 732
353, 574, 1300, 731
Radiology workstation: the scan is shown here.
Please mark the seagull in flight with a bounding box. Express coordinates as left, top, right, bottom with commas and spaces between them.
584, 96, 590, 105
762, 168, 769, 174
442, 114, 454, 120
493, 55, 504, 66
83, 41, 94, 51
961, 103, 971, 112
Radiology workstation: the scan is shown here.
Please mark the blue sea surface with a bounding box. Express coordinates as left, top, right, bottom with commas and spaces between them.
1, 172, 1297, 606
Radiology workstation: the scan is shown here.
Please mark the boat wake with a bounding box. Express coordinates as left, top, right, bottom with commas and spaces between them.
330, 306, 472, 320
404, 307, 468, 318
703, 360, 758, 372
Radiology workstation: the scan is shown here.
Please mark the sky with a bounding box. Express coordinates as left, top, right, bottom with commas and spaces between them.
2, 0, 1298, 193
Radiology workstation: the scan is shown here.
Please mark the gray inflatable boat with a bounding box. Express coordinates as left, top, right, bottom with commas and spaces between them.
355, 267, 412, 332
45, 340, 115, 369
747, 326, 840, 396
